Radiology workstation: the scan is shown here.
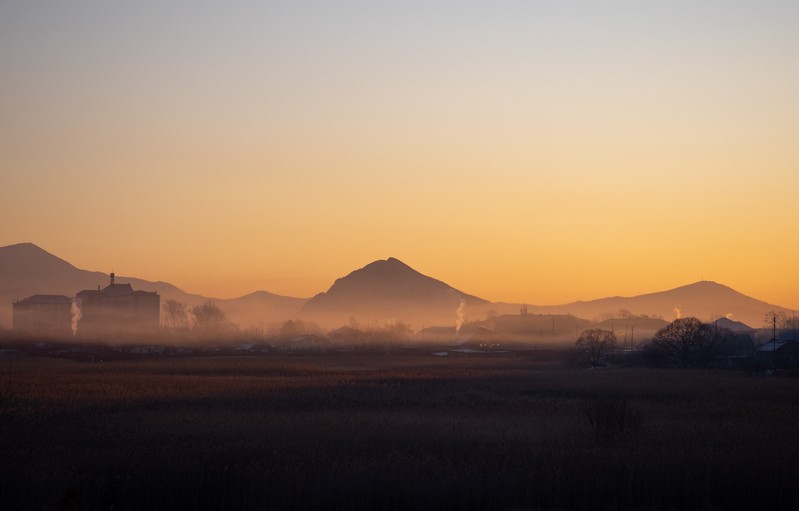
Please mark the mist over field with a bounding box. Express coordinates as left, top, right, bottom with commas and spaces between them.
2, 243, 793, 348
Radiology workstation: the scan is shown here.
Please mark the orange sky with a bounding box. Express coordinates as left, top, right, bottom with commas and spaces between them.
1, 2, 797, 310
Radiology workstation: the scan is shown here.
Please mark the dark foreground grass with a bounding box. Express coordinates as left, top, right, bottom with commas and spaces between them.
1, 355, 798, 510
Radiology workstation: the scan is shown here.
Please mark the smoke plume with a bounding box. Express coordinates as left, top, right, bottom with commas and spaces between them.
672, 307, 682, 319
71, 298, 82, 335
454, 300, 465, 337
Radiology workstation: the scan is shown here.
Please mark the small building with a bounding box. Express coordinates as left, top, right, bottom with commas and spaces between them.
451, 327, 512, 350
755, 338, 799, 369
711, 318, 755, 355
287, 335, 329, 353
12, 295, 73, 337
75, 273, 160, 338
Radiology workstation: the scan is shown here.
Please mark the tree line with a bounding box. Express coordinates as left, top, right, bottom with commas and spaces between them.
575, 317, 751, 368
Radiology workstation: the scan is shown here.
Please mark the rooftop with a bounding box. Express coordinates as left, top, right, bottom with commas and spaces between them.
77, 282, 158, 298
14, 294, 72, 305
756, 339, 799, 352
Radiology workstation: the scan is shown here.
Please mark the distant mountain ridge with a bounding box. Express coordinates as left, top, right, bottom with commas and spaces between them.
0, 242, 790, 330
0, 243, 306, 328
524, 280, 787, 327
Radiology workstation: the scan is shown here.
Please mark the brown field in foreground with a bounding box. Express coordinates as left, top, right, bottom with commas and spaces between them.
1, 355, 798, 510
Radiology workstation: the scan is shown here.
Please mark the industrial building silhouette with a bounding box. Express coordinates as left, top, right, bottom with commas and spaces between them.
12, 273, 159, 338
11, 294, 73, 337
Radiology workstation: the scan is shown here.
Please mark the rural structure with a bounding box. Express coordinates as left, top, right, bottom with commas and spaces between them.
75, 273, 160, 338
756, 333, 799, 370
11, 294, 73, 337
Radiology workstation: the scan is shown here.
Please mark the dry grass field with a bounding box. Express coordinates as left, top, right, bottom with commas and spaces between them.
2, 355, 798, 510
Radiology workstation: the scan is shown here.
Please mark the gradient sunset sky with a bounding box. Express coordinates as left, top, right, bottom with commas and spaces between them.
2, 1, 798, 309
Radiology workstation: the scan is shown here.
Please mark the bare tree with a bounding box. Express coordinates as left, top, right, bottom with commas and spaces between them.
191, 301, 228, 336
576, 329, 617, 366
763, 310, 799, 334
651, 317, 717, 368
162, 299, 189, 329
383, 321, 413, 341
280, 319, 299, 339
763, 311, 788, 331
278, 319, 321, 339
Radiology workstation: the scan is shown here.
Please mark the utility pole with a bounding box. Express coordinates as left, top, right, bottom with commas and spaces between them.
773, 315, 777, 341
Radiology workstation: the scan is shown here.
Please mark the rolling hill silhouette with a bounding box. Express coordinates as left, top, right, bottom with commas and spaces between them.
301, 257, 491, 327
526, 281, 787, 327
0, 243, 305, 328
0, 243, 790, 331
0, 242, 195, 300
219, 291, 307, 329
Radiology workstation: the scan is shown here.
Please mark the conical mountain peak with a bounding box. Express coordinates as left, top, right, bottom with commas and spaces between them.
302, 258, 489, 324
357, 257, 417, 276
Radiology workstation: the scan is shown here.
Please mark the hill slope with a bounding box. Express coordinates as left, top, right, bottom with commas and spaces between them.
526, 281, 786, 327
217, 291, 307, 328
301, 257, 491, 326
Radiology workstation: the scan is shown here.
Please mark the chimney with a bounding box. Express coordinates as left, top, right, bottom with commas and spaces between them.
110, 272, 115, 285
